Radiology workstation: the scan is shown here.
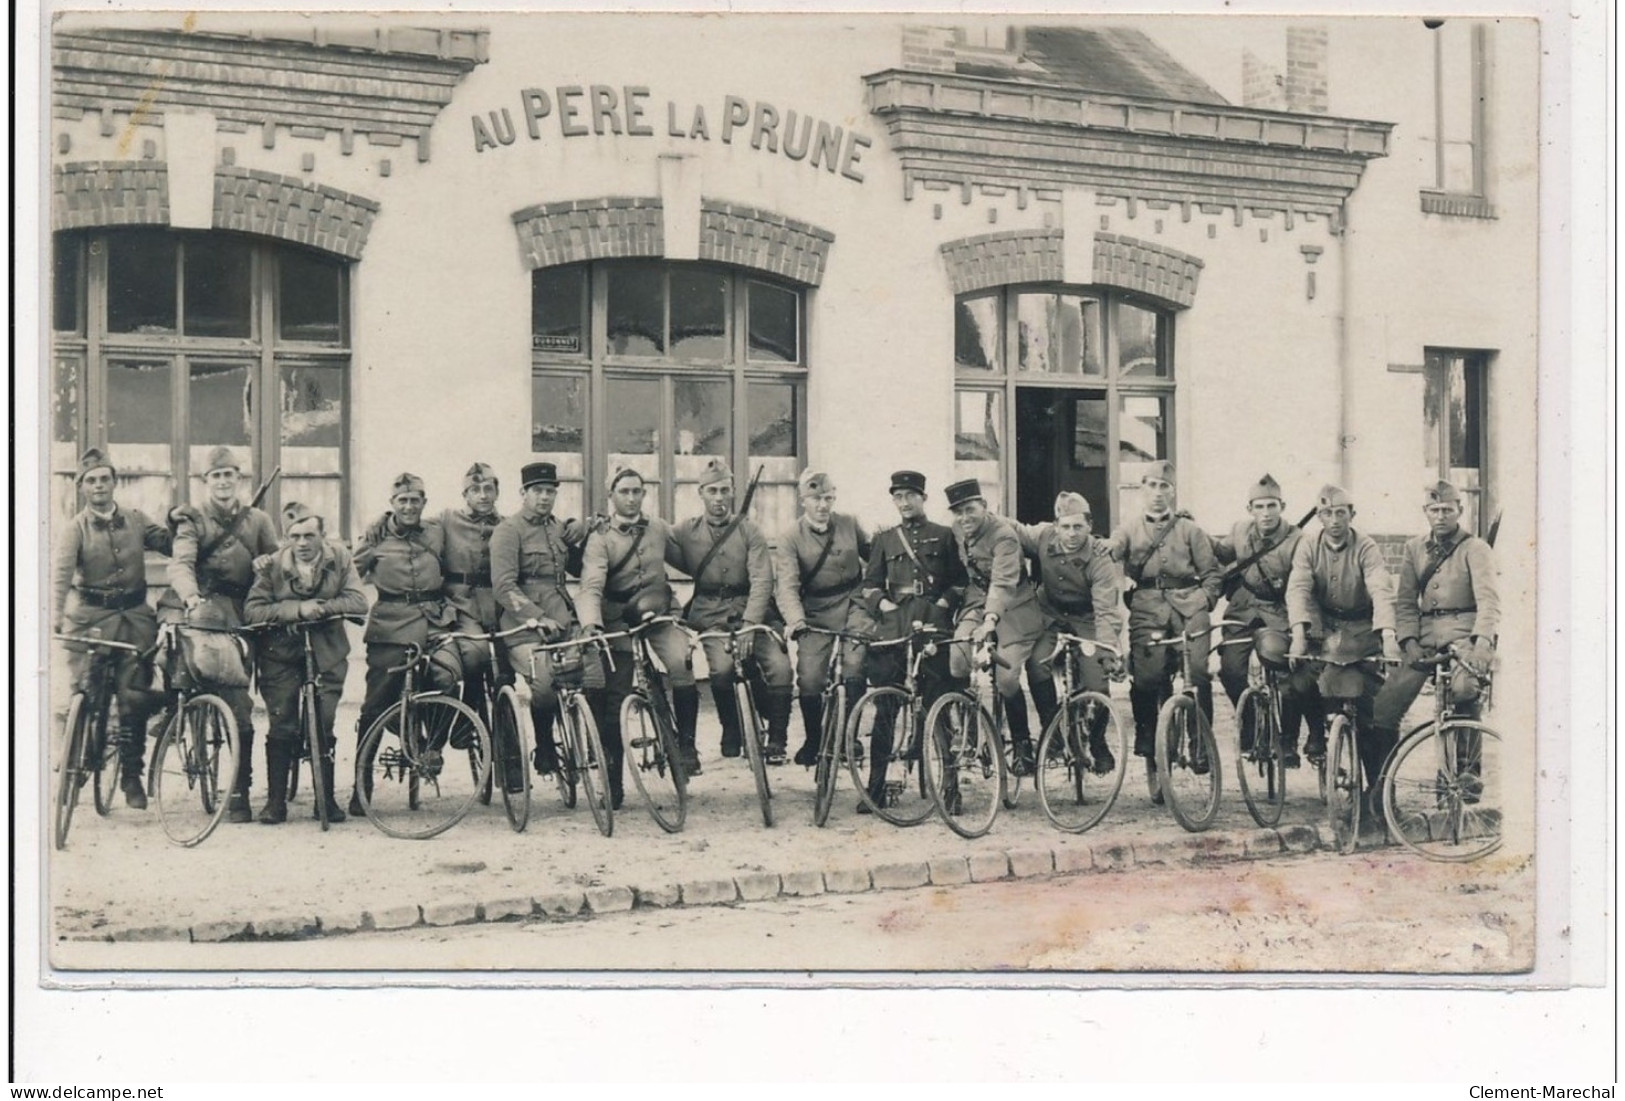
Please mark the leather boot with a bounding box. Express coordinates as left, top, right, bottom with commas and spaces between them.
763, 688, 793, 764
1130, 686, 1161, 758
1086, 704, 1117, 776
711, 678, 743, 758
672, 684, 701, 776
259, 740, 290, 824
794, 695, 823, 766
841, 679, 867, 764
1004, 691, 1035, 776
532, 703, 560, 774
1029, 677, 1060, 738
229, 722, 255, 823
118, 720, 148, 810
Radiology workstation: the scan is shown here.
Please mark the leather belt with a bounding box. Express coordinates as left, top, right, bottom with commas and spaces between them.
1150, 576, 1199, 591
1323, 605, 1375, 622
375, 589, 443, 605
1046, 596, 1095, 616
75, 586, 147, 611
444, 571, 492, 588
803, 577, 860, 600
1423, 605, 1477, 617
695, 583, 751, 600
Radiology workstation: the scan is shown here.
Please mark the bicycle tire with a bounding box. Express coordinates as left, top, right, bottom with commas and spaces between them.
493, 685, 533, 833
736, 680, 773, 829
303, 686, 328, 831
151, 694, 239, 848
91, 695, 120, 817
1325, 713, 1361, 854
1235, 688, 1286, 828
621, 692, 687, 833
812, 684, 843, 828
1036, 690, 1127, 834
1383, 719, 1501, 863
846, 687, 935, 827
287, 732, 302, 804
1001, 692, 1023, 811
1156, 695, 1221, 832
565, 691, 612, 838
548, 704, 579, 810
54, 694, 90, 851
922, 691, 1005, 839
355, 694, 490, 840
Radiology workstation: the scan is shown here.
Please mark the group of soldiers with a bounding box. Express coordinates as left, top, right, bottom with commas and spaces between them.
53, 440, 1500, 832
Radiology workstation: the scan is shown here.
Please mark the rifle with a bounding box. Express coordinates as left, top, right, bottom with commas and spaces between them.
737, 463, 765, 522
1484, 507, 1503, 547
1219, 505, 1317, 600
249, 465, 282, 512
681, 464, 766, 618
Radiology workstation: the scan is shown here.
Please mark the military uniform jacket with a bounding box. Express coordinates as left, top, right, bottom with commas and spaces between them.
1215, 520, 1303, 630
160, 500, 280, 626
491, 510, 583, 631
667, 515, 774, 629
955, 515, 1043, 643
437, 507, 504, 632
244, 542, 369, 674
1016, 523, 1123, 645
578, 515, 675, 631
1106, 514, 1222, 620
353, 515, 452, 646
862, 517, 965, 634
1286, 528, 1397, 638
53, 505, 172, 648
1394, 528, 1500, 649
775, 513, 871, 627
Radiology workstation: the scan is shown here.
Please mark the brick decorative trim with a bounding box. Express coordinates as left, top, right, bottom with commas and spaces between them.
53, 162, 169, 229
213, 167, 380, 260
513, 197, 835, 286
941, 229, 1204, 307
1419, 190, 1497, 220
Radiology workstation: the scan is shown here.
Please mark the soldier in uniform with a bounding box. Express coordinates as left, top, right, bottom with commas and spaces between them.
775, 471, 875, 768
944, 478, 1045, 774
51, 448, 173, 809
667, 458, 794, 765
1106, 462, 1223, 769
158, 446, 280, 822
1286, 484, 1401, 802
243, 504, 368, 824
857, 470, 965, 811
348, 472, 460, 816
1369, 481, 1499, 778
1016, 492, 1124, 775
1214, 474, 1324, 765
579, 465, 700, 800
490, 461, 594, 788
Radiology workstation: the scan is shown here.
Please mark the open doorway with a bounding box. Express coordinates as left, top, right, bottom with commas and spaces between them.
1014, 388, 1110, 529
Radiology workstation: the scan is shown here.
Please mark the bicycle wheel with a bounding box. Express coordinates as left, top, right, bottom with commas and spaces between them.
1384, 720, 1502, 863
922, 691, 1005, 839
736, 681, 773, 828
548, 705, 578, 810
564, 692, 612, 838
151, 694, 239, 847
1325, 714, 1361, 854
493, 685, 533, 833
1036, 691, 1127, 834
91, 696, 121, 817
302, 687, 329, 831
846, 687, 935, 827
355, 694, 490, 840
621, 693, 686, 833
54, 694, 92, 851
1235, 688, 1286, 828
812, 684, 843, 828
1156, 695, 1221, 832
1001, 694, 1023, 811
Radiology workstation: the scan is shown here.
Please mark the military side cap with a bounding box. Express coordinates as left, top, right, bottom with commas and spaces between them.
606, 463, 644, 494
464, 461, 499, 489
889, 470, 927, 496
1054, 491, 1091, 518
1249, 473, 1283, 503
203, 446, 242, 475
1316, 484, 1353, 510
1425, 480, 1461, 506
798, 470, 836, 498
944, 478, 984, 509
1141, 460, 1176, 486
391, 472, 426, 497
282, 501, 323, 530
76, 447, 115, 483
698, 457, 734, 489
521, 461, 559, 489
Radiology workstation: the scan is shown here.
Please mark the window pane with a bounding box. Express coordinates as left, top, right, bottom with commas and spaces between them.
54, 240, 81, 333
532, 374, 587, 455
1017, 293, 1102, 376
672, 378, 731, 522
1118, 393, 1169, 523
606, 263, 665, 356
105, 357, 175, 518
279, 249, 345, 343
107, 231, 177, 334
53, 354, 80, 446
955, 295, 1000, 371
532, 266, 586, 355
1448, 357, 1482, 470
188, 361, 253, 481
954, 387, 1003, 513
183, 236, 254, 338
1118, 303, 1168, 378
747, 281, 798, 363
606, 376, 662, 514
748, 381, 798, 458
669, 270, 727, 360
281, 361, 346, 533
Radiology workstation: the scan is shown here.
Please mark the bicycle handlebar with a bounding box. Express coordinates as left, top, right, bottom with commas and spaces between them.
794, 624, 877, 645
865, 622, 947, 651
1051, 632, 1121, 659
431, 624, 538, 645
241, 614, 366, 632
692, 623, 787, 650
1144, 620, 1252, 648
53, 633, 143, 652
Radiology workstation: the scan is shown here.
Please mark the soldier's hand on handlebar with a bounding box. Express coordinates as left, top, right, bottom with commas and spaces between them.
878, 598, 899, 614
298, 600, 324, 620
1287, 629, 1309, 667
1102, 653, 1125, 679
579, 623, 605, 638
1402, 639, 1426, 669
527, 616, 564, 638
1463, 637, 1495, 677
788, 621, 809, 642
1381, 631, 1402, 663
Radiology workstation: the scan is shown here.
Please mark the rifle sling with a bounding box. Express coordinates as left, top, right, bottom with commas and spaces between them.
683, 518, 747, 615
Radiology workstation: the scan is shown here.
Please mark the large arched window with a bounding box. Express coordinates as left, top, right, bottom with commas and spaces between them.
51, 228, 350, 533
953, 285, 1175, 529
531, 261, 806, 532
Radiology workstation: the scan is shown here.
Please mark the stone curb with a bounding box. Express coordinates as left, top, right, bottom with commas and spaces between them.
68, 824, 1334, 944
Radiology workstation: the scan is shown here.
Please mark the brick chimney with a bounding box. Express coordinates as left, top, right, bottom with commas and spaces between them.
901, 25, 957, 72
1284, 24, 1328, 114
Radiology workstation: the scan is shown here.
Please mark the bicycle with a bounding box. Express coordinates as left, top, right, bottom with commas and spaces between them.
1382, 649, 1502, 862
1033, 633, 1129, 834
844, 623, 943, 827
449, 625, 539, 834
1141, 622, 1250, 833
921, 635, 1011, 839
354, 633, 492, 840
146, 623, 244, 847
1233, 638, 1296, 829
695, 623, 784, 828
52, 631, 144, 849
592, 614, 689, 833
1295, 652, 1400, 855
798, 624, 872, 829
529, 631, 615, 838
